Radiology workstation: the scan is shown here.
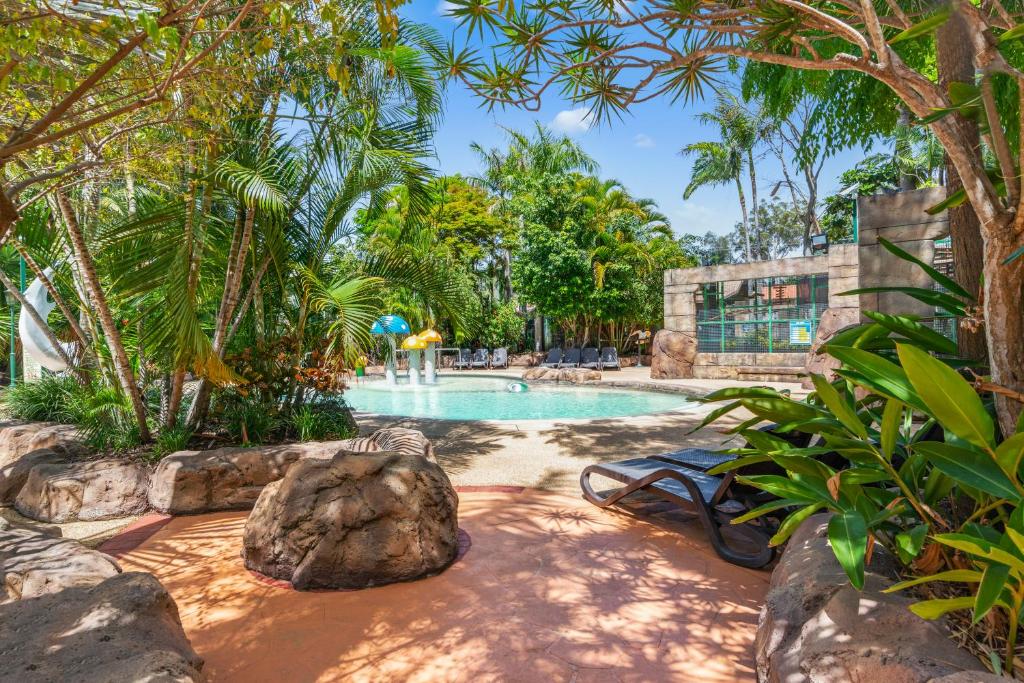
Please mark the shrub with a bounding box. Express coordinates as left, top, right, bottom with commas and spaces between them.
78, 386, 142, 452
149, 423, 194, 461
289, 401, 357, 442
2, 373, 89, 423
223, 399, 277, 445
699, 239, 1023, 674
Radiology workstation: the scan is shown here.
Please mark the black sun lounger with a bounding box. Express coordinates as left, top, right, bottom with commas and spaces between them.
491, 347, 509, 369
600, 347, 620, 369
471, 348, 489, 368
560, 348, 581, 368
540, 348, 562, 368
580, 458, 773, 568
454, 348, 471, 369
580, 347, 601, 369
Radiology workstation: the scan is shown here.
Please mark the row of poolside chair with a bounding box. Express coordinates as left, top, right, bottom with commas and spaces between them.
453, 347, 509, 370
540, 346, 620, 370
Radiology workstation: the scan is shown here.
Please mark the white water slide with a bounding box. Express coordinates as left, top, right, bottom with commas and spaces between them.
18, 269, 75, 372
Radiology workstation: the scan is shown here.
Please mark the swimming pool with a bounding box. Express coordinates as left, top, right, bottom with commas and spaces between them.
343, 375, 697, 421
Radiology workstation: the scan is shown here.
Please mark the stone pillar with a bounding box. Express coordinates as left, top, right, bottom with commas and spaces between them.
408, 349, 421, 386
663, 279, 699, 336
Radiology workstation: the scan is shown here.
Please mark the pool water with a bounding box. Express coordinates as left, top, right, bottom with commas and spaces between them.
343, 375, 696, 421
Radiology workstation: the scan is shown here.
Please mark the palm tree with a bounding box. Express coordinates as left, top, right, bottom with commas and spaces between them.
681, 93, 767, 263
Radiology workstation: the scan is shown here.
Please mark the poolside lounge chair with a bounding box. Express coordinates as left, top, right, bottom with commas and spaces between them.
579, 427, 815, 569
470, 348, 489, 369
454, 348, 471, 369
580, 347, 601, 369
559, 348, 581, 368
491, 347, 509, 369
600, 347, 620, 370
540, 348, 562, 368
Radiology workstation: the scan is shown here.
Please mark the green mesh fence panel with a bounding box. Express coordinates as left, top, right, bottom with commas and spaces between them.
696, 274, 829, 353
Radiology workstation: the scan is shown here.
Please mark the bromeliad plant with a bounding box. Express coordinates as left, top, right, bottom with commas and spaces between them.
697, 239, 1024, 674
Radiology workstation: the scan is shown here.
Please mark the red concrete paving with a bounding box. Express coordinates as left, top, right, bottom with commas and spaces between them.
117, 490, 769, 682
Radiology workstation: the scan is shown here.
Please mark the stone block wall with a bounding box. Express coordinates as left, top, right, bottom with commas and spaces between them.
659, 188, 948, 381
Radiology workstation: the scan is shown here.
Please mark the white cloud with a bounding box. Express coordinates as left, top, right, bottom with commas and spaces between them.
549, 108, 594, 135
673, 202, 729, 235
633, 133, 655, 149
435, 1, 456, 18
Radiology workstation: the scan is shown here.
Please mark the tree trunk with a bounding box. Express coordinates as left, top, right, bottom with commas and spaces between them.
11, 240, 92, 352
165, 367, 185, 429
735, 176, 752, 262
0, 186, 18, 246
747, 150, 760, 260
936, 12, 987, 363
57, 192, 150, 441
984, 221, 1024, 436
897, 108, 917, 191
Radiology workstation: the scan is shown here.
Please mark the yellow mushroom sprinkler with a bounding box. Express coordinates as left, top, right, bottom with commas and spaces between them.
401, 333, 428, 386
418, 328, 442, 384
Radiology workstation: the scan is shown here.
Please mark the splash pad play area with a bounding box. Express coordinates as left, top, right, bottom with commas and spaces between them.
357, 315, 697, 422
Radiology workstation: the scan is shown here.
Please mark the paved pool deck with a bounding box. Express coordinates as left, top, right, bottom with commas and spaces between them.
115, 489, 769, 682
357, 369, 806, 494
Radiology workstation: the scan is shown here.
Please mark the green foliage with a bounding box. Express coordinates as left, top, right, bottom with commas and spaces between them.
480, 301, 524, 350
701, 242, 1024, 673
288, 402, 357, 442
220, 391, 279, 446
148, 423, 194, 462
2, 374, 88, 423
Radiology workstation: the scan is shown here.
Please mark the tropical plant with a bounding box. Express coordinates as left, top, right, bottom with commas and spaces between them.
693, 239, 1024, 673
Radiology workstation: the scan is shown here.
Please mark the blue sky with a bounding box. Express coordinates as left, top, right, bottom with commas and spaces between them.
400, 2, 884, 238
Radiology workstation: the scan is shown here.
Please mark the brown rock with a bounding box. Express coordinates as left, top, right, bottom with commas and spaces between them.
148, 429, 435, 514
15, 459, 151, 523
1, 525, 120, 603
758, 514, 987, 683
242, 449, 459, 590
0, 572, 204, 682
521, 367, 601, 384
0, 421, 87, 469
0, 448, 68, 506
650, 329, 697, 379
802, 307, 861, 389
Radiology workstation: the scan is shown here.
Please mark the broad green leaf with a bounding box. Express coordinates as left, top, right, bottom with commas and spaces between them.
702, 387, 782, 402
863, 311, 958, 356
876, 238, 971, 299
728, 499, 803, 525
838, 287, 966, 316
886, 569, 983, 593
999, 23, 1024, 43
826, 346, 926, 412
736, 475, 826, 503
686, 400, 742, 434
995, 433, 1024, 476
840, 468, 890, 485
898, 344, 994, 451
828, 511, 868, 589
974, 563, 1010, 623
914, 442, 1021, 500
768, 452, 834, 481
740, 397, 825, 424
935, 534, 1024, 574
894, 524, 929, 565
880, 399, 902, 461
769, 503, 824, 546
910, 597, 976, 619
811, 375, 867, 438
707, 453, 772, 475
890, 8, 950, 43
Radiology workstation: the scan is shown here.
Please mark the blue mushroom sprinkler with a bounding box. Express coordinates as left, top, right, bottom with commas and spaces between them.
370, 315, 410, 386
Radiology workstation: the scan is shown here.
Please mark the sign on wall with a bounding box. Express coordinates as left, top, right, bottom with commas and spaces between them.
789, 320, 813, 345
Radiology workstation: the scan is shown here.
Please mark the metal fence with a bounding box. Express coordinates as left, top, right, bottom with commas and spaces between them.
696, 274, 829, 353
921, 236, 958, 345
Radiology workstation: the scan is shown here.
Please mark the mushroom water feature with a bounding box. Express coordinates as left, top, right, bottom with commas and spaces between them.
370, 315, 410, 386
401, 334, 427, 386
418, 328, 442, 384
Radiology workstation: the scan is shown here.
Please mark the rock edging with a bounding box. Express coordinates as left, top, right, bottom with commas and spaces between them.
757, 513, 997, 682
521, 367, 601, 384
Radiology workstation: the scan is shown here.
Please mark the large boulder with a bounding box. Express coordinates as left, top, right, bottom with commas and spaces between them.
649, 329, 697, 379
242, 449, 459, 590
0, 421, 87, 468
802, 307, 860, 388
0, 572, 204, 682
757, 514, 987, 682
148, 428, 434, 514
15, 459, 150, 523
0, 524, 120, 603
0, 448, 68, 506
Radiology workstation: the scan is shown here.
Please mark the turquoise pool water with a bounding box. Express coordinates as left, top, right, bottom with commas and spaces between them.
344, 375, 696, 421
